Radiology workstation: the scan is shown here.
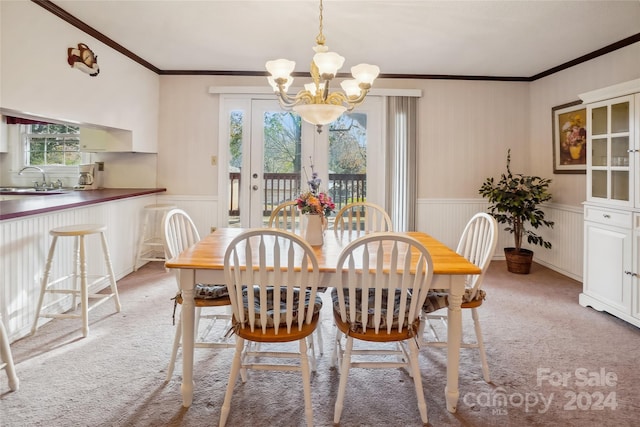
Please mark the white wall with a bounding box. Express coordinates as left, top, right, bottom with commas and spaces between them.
0, 1, 160, 188
529, 43, 640, 207
2, 0, 639, 280
156, 76, 531, 199
525, 43, 640, 276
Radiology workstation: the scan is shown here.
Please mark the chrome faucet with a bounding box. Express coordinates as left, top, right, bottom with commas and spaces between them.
19, 166, 46, 186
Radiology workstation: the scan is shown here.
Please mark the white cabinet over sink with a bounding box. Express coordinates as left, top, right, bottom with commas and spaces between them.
579, 79, 640, 328
80, 126, 155, 153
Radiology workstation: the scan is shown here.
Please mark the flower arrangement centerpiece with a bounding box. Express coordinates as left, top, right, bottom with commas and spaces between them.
296, 165, 335, 217
296, 162, 335, 245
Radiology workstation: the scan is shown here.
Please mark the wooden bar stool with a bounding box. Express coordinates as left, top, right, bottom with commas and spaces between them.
0, 318, 19, 391
134, 204, 177, 271
31, 224, 122, 338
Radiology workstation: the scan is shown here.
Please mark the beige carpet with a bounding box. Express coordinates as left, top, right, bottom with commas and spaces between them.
1, 261, 639, 427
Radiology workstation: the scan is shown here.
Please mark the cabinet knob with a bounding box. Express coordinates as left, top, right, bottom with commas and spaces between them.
603, 214, 611, 219
624, 270, 638, 277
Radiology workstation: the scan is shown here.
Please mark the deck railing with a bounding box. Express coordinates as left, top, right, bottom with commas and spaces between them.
228, 172, 366, 216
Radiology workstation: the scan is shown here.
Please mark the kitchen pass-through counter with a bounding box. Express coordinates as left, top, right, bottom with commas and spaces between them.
0, 188, 166, 220
1, 188, 166, 342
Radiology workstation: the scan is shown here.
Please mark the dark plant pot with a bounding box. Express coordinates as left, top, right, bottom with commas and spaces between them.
504, 248, 534, 274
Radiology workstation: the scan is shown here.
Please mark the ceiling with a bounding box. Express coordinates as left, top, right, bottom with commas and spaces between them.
47, 0, 640, 79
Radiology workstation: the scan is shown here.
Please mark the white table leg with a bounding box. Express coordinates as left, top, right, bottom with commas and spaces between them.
180, 269, 196, 407
445, 275, 464, 413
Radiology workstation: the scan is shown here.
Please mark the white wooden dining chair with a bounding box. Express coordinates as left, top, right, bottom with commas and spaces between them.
333, 201, 392, 233
268, 200, 303, 234
331, 202, 392, 360
331, 233, 434, 425
219, 228, 322, 427
420, 212, 498, 382
162, 208, 234, 381
269, 200, 325, 354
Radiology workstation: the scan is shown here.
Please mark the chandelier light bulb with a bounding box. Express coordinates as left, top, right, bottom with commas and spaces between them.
312, 52, 345, 79
304, 82, 325, 94
351, 64, 380, 86
265, 59, 296, 81
340, 79, 361, 98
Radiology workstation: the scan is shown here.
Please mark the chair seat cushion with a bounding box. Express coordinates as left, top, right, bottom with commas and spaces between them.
194, 283, 229, 299
240, 286, 322, 328
331, 288, 413, 332
174, 284, 229, 305
422, 288, 486, 313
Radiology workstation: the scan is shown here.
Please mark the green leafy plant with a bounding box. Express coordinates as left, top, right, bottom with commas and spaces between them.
479, 149, 554, 252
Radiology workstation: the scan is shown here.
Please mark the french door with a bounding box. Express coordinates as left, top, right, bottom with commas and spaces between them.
218, 95, 384, 228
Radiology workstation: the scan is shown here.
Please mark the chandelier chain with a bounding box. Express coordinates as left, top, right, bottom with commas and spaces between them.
316, 0, 326, 46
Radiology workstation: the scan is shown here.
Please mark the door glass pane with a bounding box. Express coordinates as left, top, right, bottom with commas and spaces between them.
611, 171, 629, 201
263, 111, 302, 226
591, 106, 607, 135
591, 138, 607, 166
591, 170, 607, 199
228, 110, 243, 227
328, 113, 367, 212
611, 102, 629, 133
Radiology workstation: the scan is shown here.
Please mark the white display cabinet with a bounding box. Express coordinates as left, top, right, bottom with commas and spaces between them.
579, 79, 640, 328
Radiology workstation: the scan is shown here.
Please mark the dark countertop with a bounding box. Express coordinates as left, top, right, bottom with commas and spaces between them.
0, 188, 167, 221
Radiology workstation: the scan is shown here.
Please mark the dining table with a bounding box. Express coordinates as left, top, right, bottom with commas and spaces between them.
164, 227, 481, 413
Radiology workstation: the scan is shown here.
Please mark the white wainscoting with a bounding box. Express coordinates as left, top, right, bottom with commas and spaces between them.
156, 195, 218, 238
417, 199, 583, 281
153, 195, 584, 282
1, 195, 156, 342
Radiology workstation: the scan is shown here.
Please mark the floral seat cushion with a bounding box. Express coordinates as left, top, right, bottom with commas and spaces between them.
171, 284, 230, 325
331, 287, 414, 332
173, 283, 228, 305
239, 286, 323, 328
422, 288, 486, 313
194, 283, 229, 299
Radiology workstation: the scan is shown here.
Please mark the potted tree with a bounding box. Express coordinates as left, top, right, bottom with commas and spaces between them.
478, 149, 554, 274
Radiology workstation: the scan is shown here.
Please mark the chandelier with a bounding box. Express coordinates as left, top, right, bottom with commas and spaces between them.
265, 0, 380, 133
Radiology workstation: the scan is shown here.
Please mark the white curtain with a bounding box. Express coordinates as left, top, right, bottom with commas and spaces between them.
386, 97, 417, 231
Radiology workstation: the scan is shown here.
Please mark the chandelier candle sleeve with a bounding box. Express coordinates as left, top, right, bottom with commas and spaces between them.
265, 0, 380, 133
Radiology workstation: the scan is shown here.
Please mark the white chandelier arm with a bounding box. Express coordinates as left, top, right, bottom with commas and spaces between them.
274, 85, 315, 109
343, 85, 373, 108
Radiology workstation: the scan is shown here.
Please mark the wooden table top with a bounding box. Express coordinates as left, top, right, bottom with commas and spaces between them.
165, 227, 481, 276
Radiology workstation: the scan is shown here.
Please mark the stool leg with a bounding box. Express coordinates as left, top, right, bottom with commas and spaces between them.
0, 320, 19, 391
134, 210, 150, 271
32, 235, 58, 335
72, 235, 81, 311
79, 235, 89, 338
100, 232, 121, 312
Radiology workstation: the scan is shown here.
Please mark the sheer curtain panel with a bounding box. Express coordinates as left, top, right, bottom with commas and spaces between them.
386, 97, 417, 231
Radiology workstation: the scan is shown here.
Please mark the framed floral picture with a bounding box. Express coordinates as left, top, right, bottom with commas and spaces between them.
552, 101, 587, 174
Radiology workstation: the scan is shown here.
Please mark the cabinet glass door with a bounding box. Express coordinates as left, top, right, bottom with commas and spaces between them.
587, 96, 632, 205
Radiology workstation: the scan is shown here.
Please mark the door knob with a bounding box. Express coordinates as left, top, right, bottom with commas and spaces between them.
252, 185, 259, 191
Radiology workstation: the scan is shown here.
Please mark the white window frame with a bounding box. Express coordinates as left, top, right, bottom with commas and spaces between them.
22, 123, 83, 168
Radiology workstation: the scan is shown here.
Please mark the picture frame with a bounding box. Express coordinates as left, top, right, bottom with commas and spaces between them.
552, 100, 587, 174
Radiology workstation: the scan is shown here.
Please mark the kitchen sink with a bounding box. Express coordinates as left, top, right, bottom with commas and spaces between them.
0, 187, 71, 195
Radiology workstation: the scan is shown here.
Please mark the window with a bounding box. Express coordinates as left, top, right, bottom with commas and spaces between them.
23, 122, 81, 166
